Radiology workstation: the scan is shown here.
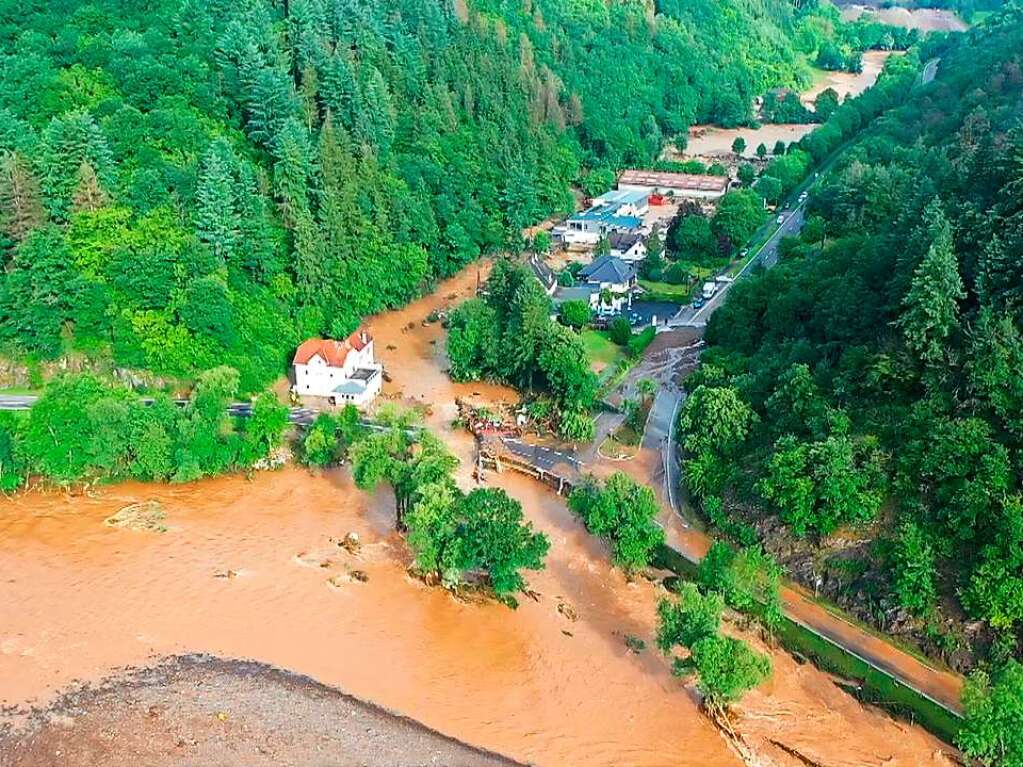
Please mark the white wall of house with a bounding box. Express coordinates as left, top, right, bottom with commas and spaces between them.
330, 370, 383, 408
611, 241, 647, 262
293, 340, 381, 406
587, 281, 634, 316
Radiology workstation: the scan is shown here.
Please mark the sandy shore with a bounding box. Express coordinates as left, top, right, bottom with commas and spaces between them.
0, 655, 523, 767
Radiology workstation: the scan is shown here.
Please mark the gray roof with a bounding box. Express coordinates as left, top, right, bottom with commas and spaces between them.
554, 285, 599, 304
333, 380, 369, 395
608, 232, 643, 251
578, 255, 637, 285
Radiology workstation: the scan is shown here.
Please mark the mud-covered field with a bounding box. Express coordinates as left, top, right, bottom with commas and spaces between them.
0, 655, 521, 767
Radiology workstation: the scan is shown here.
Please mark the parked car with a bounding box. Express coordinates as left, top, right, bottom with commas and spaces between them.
739, 247, 749, 258
776, 214, 786, 224
692, 297, 705, 309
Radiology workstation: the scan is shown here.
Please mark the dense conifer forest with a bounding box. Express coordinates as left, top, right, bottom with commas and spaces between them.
0, 0, 897, 390
680, 9, 1023, 669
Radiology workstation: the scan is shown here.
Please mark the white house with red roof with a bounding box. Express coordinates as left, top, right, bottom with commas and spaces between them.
291, 330, 382, 407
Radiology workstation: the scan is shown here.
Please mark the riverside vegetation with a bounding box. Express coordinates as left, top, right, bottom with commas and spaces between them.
675, 10, 1023, 765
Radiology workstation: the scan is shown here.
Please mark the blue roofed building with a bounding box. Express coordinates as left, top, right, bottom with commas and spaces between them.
555, 188, 649, 246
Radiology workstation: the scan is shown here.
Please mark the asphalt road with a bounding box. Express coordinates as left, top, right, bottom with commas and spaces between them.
498, 437, 583, 479
671, 202, 808, 328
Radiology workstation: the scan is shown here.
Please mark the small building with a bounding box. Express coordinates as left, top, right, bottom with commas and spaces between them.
576, 255, 638, 316
292, 330, 382, 407
608, 232, 647, 263
556, 188, 649, 246
618, 169, 729, 200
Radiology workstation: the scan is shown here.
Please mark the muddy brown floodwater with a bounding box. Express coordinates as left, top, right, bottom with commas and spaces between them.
0, 266, 733, 767
841, 5, 968, 32
0, 265, 959, 767
678, 51, 893, 160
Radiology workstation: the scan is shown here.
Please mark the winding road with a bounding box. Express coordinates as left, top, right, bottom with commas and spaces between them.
488, 188, 968, 718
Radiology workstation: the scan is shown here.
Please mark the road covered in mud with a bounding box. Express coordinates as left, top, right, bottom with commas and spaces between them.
0, 265, 958, 767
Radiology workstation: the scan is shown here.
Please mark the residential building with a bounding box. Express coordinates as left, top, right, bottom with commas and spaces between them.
572, 255, 638, 316
555, 188, 649, 246
292, 330, 383, 407
618, 169, 729, 200
608, 232, 647, 262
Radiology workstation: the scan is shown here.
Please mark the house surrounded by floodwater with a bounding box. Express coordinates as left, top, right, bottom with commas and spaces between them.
292, 331, 382, 407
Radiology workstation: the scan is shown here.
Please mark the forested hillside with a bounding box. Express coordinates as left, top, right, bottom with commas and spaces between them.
0, 0, 887, 391
681, 8, 1023, 668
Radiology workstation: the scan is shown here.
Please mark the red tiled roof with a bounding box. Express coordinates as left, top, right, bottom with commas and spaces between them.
293, 331, 373, 367
348, 329, 371, 351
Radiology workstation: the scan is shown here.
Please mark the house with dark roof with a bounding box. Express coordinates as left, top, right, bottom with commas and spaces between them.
579, 255, 637, 285
565, 255, 638, 316
292, 330, 382, 406
608, 232, 647, 262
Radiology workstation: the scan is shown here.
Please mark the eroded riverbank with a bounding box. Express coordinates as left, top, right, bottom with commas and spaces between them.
0, 265, 959, 767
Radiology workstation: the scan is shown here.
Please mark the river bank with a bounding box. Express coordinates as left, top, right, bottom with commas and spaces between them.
0, 264, 961, 767
840, 5, 968, 31
0, 655, 522, 767
676, 51, 892, 160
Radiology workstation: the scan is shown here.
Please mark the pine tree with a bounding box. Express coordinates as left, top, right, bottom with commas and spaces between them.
898, 201, 965, 365
0, 150, 45, 242
246, 68, 300, 150
354, 66, 395, 153
195, 139, 241, 264
39, 111, 114, 221
319, 52, 358, 130
317, 117, 360, 261
236, 162, 280, 279
271, 118, 316, 228
71, 161, 108, 213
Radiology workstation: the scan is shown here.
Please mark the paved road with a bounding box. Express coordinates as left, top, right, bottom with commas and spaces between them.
671, 203, 808, 328
642, 386, 686, 520
496, 437, 584, 478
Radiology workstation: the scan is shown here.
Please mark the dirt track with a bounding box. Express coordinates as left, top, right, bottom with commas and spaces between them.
0, 655, 521, 767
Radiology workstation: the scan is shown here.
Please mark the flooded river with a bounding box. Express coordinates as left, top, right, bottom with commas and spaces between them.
0, 266, 733, 766
0, 265, 958, 766
841, 5, 968, 31
679, 51, 892, 159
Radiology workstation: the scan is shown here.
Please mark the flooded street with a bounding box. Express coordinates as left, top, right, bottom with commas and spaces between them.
0, 265, 958, 767
679, 51, 892, 159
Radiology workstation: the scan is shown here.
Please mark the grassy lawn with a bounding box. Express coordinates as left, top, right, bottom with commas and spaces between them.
579, 329, 624, 373
638, 279, 692, 303
598, 433, 640, 460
